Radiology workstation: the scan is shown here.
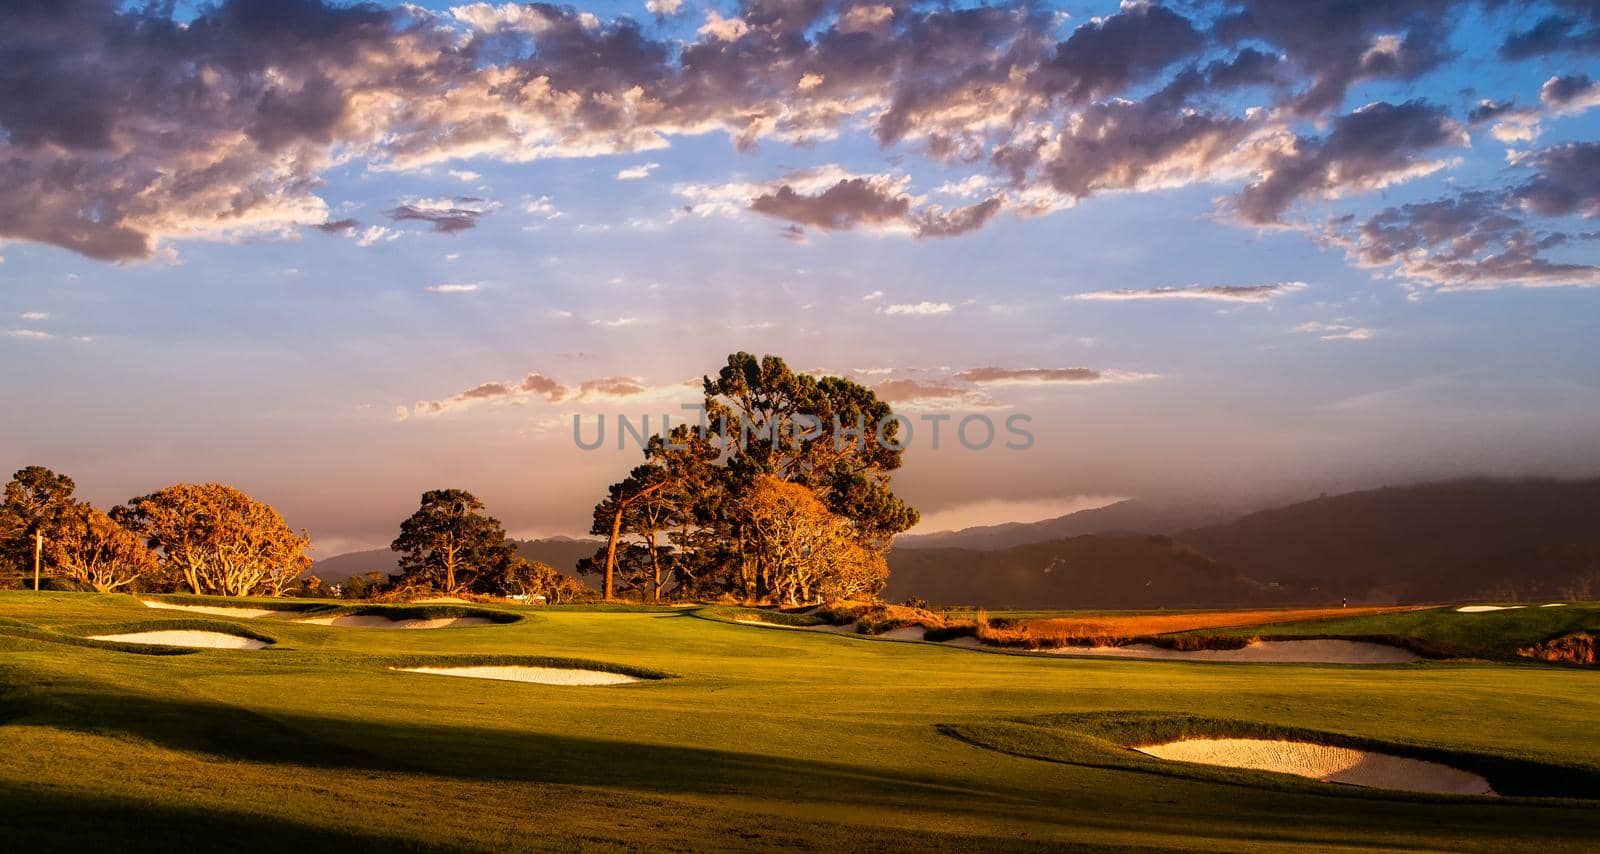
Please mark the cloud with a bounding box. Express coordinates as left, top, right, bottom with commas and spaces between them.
312, 218, 360, 235
1513, 142, 1600, 219
953, 367, 1156, 385
0, 0, 1573, 286
689, 166, 1006, 239
699, 10, 750, 42
4, 329, 54, 340
1235, 100, 1466, 224
576, 377, 649, 399
873, 364, 1156, 408
617, 162, 660, 180
592, 316, 646, 328
882, 302, 953, 316
424, 282, 481, 294
410, 369, 677, 416
871, 379, 974, 404
1327, 142, 1600, 292
448, 169, 482, 182
1295, 321, 1376, 342
1032, 2, 1204, 103
1541, 73, 1600, 115
751, 177, 911, 232
19, 311, 49, 321
385, 197, 495, 233
1073, 282, 1308, 303
356, 226, 399, 247
1214, 0, 1457, 116
1499, 6, 1600, 60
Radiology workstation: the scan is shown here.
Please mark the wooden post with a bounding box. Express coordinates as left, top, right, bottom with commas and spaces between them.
33, 530, 43, 591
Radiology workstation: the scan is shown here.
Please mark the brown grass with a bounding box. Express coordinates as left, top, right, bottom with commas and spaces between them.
976, 607, 1417, 650
1518, 633, 1597, 665
763, 602, 1423, 650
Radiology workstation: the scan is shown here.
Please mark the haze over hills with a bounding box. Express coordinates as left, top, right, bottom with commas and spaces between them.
1178, 478, 1600, 603
894, 499, 1238, 551
312, 537, 602, 584
887, 478, 1600, 609
884, 535, 1270, 610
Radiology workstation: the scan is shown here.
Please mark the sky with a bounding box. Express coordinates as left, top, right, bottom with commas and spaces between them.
2, 0, 1599, 555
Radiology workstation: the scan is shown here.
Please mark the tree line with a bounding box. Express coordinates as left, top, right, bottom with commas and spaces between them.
0, 467, 592, 602
0, 467, 310, 595
2, 353, 919, 606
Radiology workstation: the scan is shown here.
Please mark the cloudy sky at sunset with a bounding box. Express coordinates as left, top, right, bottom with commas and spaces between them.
3, 0, 1599, 554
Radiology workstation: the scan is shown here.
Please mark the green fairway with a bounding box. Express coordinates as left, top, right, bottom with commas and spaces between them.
2, 592, 1598, 852
1179, 604, 1600, 660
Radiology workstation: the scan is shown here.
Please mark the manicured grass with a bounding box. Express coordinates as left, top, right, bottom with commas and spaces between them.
1, 591, 1597, 851
1182, 604, 1600, 660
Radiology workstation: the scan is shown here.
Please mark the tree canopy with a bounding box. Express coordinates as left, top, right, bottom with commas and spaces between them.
118, 483, 311, 596
391, 489, 513, 593
583, 353, 917, 603
1, 466, 80, 583
46, 503, 160, 593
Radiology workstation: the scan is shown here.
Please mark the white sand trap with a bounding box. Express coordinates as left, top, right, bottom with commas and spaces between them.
733, 617, 804, 629
1541, 603, 1567, 607
1456, 605, 1525, 613
141, 600, 278, 619
733, 617, 860, 634
942, 636, 985, 648
1137, 738, 1494, 796
395, 665, 640, 686
879, 626, 928, 641
1047, 639, 1418, 664
89, 630, 267, 649
301, 615, 494, 629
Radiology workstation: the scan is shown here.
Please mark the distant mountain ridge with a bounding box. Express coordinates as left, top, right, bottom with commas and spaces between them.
311, 537, 603, 583
885, 534, 1270, 609
887, 478, 1600, 608
1179, 477, 1600, 602
894, 499, 1237, 550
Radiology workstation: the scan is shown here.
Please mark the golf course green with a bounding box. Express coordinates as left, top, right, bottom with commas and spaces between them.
1, 592, 1597, 851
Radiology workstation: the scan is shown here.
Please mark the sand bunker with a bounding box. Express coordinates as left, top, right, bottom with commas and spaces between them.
1456, 605, 1525, 613
732, 617, 805, 630
1541, 603, 1567, 607
879, 626, 928, 641
395, 665, 640, 686
141, 600, 278, 619
941, 636, 985, 648
1046, 639, 1419, 664
89, 630, 267, 649
301, 615, 494, 629
733, 617, 860, 634
1136, 738, 1494, 796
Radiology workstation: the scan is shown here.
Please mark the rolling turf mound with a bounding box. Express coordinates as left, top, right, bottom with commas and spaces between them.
941, 712, 1600, 800
3, 591, 1599, 850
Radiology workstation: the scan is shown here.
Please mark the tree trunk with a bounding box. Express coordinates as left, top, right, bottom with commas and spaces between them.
648, 530, 660, 603
604, 507, 623, 600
